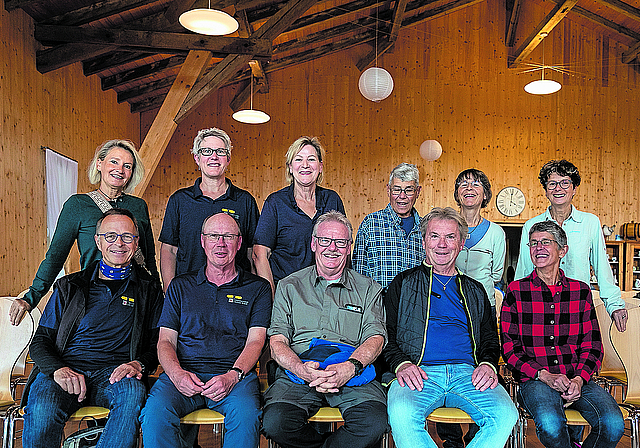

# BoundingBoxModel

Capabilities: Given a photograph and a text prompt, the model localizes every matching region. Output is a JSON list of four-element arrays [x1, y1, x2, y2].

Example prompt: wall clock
[[496, 186, 526, 217]]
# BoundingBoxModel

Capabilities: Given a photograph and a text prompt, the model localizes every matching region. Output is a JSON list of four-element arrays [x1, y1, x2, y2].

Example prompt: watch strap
[[347, 358, 364, 376], [229, 367, 245, 381]]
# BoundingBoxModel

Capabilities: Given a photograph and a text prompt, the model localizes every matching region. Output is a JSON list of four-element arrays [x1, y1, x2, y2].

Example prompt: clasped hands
[[171, 369, 238, 401], [296, 360, 355, 393], [537, 370, 583, 405], [53, 361, 143, 402]]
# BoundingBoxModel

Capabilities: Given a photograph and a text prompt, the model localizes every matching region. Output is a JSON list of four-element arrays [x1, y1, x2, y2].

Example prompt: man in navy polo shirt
[[159, 127, 259, 292], [141, 212, 271, 448]]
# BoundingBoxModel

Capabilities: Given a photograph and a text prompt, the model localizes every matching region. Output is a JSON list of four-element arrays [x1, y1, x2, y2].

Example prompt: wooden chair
[[180, 409, 226, 445], [610, 306, 640, 448], [426, 407, 515, 448], [0, 297, 35, 448], [593, 302, 627, 397]]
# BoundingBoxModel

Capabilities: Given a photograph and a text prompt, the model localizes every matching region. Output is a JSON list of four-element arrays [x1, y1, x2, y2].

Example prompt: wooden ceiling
[[6, 0, 640, 116]]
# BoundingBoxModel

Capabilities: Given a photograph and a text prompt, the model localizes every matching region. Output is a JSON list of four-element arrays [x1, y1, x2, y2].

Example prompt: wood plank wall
[[142, 0, 640, 260], [1, 2, 140, 295]]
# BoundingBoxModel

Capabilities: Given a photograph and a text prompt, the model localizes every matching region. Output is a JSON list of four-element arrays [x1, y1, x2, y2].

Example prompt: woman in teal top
[[9, 139, 159, 325]]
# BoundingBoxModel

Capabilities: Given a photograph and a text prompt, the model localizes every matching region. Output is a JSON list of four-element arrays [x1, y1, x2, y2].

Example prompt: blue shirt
[[253, 184, 345, 284], [353, 204, 425, 289], [421, 274, 474, 366], [515, 206, 624, 316], [40, 265, 135, 371], [159, 178, 259, 275], [159, 267, 272, 376]]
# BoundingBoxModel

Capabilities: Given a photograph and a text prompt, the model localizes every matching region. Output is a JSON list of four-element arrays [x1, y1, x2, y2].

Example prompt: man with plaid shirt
[[501, 220, 624, 448]]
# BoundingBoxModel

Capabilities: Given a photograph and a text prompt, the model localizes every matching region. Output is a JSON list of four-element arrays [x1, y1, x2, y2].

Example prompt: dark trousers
[[436, 422, 478, 448]]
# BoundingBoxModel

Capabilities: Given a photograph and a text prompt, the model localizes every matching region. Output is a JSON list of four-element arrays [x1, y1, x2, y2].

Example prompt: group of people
[[7, 127, 627, 448]]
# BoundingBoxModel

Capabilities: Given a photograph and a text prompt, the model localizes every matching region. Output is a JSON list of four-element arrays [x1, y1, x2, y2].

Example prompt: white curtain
[[45, 148, 78, 277]]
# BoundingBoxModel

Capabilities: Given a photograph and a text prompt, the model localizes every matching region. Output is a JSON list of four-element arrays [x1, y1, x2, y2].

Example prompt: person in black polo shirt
[[159, 127, 259, 292], [141, 212, 271, 448], [21, 208, 163, 448]]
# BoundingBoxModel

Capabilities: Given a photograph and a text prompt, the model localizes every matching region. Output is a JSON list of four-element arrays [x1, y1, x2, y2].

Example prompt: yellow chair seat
[[564, 409, 588, 426], [599, 370, 627, 383], [69, 406, 110, 420], [426, 407, 475, 424], [308, 407, 344, 423], [180, 409, 225, 424]]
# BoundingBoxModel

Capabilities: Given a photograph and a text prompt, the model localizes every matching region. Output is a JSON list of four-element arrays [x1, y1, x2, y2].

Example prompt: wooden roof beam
[[355, 0, 408, 71], [594, 0, 640, 22], [134, 50, 211, 196], [36, 44, 116, 74], [176, 0, 319, 123], [101, 55, 186, 90], [505, 0, 522, 47], [41, 0, 157, 26], [508, 0, 578, 68]]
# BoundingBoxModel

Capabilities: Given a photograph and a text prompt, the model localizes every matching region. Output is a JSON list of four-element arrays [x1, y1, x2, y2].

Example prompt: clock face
[[496, 186, 526, 217]]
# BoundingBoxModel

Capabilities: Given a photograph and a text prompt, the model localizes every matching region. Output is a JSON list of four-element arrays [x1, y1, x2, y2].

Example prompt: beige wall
[[1, 2, 140, 295]]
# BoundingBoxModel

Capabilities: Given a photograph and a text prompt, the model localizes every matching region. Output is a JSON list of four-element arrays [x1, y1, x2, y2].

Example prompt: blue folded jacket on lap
[[285, 338, 376, 386]]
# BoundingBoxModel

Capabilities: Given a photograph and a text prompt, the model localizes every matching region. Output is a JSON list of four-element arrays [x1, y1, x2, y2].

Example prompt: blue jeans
[[387, 364, 517, 448], [518, 379, 624, 448], [23, 366, 146, 448], [140, 371, 261, 448]]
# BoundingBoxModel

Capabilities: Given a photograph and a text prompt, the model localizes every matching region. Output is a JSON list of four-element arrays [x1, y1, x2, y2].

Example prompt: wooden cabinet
[[624, 242, 640, 291], [605, 241, 624, 290]]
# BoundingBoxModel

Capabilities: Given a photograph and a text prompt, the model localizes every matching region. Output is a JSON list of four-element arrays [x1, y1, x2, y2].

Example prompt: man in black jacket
[[21, 208, 163, 448], [383, 207, 517, 448]]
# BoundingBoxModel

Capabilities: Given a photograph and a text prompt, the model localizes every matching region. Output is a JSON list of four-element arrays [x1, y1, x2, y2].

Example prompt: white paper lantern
[[420, 140, 442, 161], [358, 67, 394, 102]]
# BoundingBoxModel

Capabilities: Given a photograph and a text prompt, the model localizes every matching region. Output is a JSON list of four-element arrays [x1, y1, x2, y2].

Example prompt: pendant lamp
[[179, 1, 239, 36], [524, 33, 562, 95], [233, 72, 270, 124], [358, 8, 393, 102]]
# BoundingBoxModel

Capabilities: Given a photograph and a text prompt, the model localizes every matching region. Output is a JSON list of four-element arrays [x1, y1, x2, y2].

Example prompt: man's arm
[[160, 243, 178, 293], [252, 245, 274, 296], [201, 327, 266, 401], [270, 334, 337, 386], [157, 327, 204, 397]]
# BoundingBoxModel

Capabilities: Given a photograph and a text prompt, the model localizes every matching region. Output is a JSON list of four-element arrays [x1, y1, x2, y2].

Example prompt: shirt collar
[[195, 264, 242, 286], [312, 265, 353, 291], [384, 203, 417, 225], [286, 183, 323, 209], [543, 205, 583, 224], [193, 177, 234, 200], [529, 268, 569, 288]]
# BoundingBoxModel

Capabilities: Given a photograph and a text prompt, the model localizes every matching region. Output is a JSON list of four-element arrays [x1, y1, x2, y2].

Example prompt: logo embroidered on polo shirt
[[222, 208, 239, 219], [226, 294, 248, 305], [121, 296, 135, 307]]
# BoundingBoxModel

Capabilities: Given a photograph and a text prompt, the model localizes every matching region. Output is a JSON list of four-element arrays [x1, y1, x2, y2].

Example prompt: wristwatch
[[347, 358, 364, 376], [229, 367, 246, 381]]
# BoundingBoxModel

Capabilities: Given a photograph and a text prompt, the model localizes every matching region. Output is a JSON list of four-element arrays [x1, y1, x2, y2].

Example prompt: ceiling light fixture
[[179, 1, 239, 36], [524, 33, 562, 95], [358, 7, 393, 102], [232, 71, 270, 124]]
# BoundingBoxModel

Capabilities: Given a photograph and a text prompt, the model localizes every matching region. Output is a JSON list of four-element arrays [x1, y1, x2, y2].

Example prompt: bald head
[[201, 213, 242, 271]]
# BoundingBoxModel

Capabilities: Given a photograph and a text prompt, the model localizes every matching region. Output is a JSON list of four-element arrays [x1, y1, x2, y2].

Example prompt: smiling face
[[387, 178, 421, 218], [194, 136, 230, 179], [457, 175, 486, 210], [96, 147, 134, 191], [529, 231, 568, 271], [312, 220, 351, 280], [545, 173, 576, 208], [422, 218, 464, 275], [201, 213, 242, 270], [289, 145, 323, 187], [94, 214, 138, 268]]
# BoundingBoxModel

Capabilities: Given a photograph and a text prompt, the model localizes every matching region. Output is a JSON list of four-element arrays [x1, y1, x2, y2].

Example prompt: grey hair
[[389, 163, 420, 186], [95, 208, 139, 235], [191, 128, 233, 155], [420, 207, 468, 242], [529, 221, 568, 247], [87, 140, 144, 194], [312, 210, 353, 241]]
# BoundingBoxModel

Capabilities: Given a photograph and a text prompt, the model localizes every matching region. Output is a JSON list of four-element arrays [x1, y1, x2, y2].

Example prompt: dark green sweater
[[24, 193, 159, 307]]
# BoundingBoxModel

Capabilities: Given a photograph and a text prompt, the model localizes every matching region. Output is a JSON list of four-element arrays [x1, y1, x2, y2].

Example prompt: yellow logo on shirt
[[121, 296, 134, 307], [222, 208, 239, 219], [227, 294, 248, 305]]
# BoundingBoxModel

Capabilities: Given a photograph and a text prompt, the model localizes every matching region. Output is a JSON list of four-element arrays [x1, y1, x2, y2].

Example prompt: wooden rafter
[[84, 52, 157, 76], [505, 0, 522, 47], [101, 56, 186, 90], [134, 50, 211, 195], [594, 0, 640, 22], [508, 0, 579, 68], [36, 44, 116, 74], [355, 0, 408, 71], [41, 0, 157, 26], [176, 0, 319, 123]]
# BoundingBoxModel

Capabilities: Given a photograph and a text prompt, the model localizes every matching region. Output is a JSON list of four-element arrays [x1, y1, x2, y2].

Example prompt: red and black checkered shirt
[[500, 269, 602, 383]]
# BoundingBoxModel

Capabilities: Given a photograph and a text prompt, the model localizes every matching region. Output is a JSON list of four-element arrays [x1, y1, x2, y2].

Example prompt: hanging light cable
[[524, 34, 562, 95], [358, 6, 394, 102], [233, 70, 270, 124]]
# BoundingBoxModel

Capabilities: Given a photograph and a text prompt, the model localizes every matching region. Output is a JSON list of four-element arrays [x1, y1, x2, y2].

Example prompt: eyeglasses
[[98, 232, 138, 244], [546, 179, 572, 190], [390, 186, 418, 197], [527, 238, 557, 248], [198, 147, 229, 157], [202, 233, 240, 242], [458, 180, 482, 189], [314, 236, 351, 248]]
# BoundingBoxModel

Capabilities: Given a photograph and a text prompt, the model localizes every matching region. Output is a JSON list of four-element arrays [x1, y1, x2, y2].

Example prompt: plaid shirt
[[501, 269, 602, 383], [352, 204, 425, 289]]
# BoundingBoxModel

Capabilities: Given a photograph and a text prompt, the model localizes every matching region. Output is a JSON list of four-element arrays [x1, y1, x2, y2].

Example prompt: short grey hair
[[312, 210, 353, 241], [87, 140, 144, 194], [389, 163, 420, 186], [529, 221, 567, 248], [192, 128, 233, 156], [420, 207, 468, 242]]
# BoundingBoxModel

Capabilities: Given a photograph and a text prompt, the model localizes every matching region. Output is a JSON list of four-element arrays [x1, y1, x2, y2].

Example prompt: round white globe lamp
[[420, 140, 443, 161], [358, 67, 394, 102]]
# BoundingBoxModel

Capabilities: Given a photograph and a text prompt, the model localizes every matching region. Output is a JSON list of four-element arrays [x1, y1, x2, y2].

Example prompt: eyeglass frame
[[198, 147, 230, 158], [527, 238, 559, 248], [97, 232, 139, 244], [202, 233, 241, 242], [389, 186, 419, 197], [546, 179, 573, 190], [313, 235, 351, 249]]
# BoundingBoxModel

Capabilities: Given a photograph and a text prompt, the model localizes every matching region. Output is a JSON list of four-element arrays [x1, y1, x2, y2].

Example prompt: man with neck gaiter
[[21, 208, 163, 448]]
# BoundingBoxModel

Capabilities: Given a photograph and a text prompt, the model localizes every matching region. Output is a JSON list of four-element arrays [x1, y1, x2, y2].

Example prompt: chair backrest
[[594, 302, 624, 374], [0, 297, 35, 403], [494, 288, 504, 322], [610, 306, 640, 404], [12, 289, 46, 376]]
